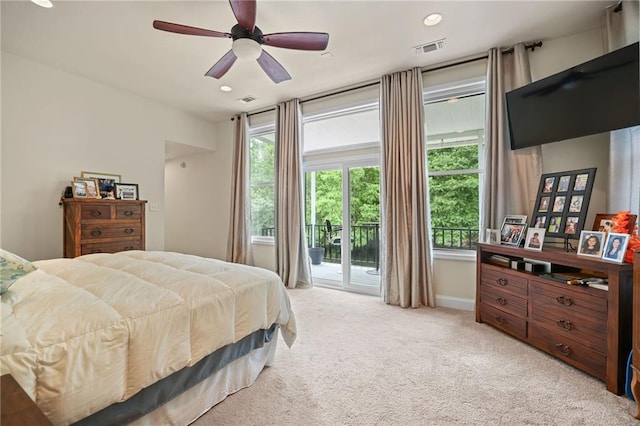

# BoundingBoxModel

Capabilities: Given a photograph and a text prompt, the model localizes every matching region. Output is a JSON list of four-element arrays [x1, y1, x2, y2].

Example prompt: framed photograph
[[592, 213, 637, 235], [114, 183, 139, 200], [524, 228, 545, 251], [530, 168, 596, 239], [500, 215, 527, 246], [81, 171, 121, 199], [484, 229, 500, 245], [73, 177, 101, 199], [71, 180, 88, 198], [601, 232, 630, 263], [577, 230, 605, 258]]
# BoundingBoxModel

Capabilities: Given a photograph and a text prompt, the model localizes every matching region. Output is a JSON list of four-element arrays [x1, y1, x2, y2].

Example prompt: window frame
[[248, 124, 276, 243]]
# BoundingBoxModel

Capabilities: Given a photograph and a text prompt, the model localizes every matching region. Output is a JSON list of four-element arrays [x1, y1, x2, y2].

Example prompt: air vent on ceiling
[[238, 96, 256, 104], [414, 38, 446, 54]]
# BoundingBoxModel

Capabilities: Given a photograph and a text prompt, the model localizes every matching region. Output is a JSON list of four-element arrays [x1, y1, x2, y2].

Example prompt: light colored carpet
[[194, 287, 636, 425]]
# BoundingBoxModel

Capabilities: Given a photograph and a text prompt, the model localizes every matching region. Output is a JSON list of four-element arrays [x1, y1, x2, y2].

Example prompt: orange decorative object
[[611, 211, 639, 263]]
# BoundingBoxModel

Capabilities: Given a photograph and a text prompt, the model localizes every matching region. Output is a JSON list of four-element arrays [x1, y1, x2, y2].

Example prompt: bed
[[0, 250, 296, 425]]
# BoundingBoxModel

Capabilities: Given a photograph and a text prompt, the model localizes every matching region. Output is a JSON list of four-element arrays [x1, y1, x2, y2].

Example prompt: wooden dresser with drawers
[[476, 243, 633, 395], [63, 199, 146, 258]]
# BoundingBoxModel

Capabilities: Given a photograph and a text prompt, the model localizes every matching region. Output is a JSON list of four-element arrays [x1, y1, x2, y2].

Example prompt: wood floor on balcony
[[310, 261, 380, 288]]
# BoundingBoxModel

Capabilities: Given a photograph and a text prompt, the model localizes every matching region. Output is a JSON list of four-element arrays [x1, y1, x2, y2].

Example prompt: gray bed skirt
[[73, 324, 277, 426]]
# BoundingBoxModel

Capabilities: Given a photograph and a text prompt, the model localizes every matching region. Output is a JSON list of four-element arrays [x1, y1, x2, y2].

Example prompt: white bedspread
[[0, 251, 296, 425]]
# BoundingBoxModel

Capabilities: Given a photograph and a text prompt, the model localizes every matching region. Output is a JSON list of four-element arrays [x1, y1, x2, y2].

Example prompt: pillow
[[0, 249, 37, 294]]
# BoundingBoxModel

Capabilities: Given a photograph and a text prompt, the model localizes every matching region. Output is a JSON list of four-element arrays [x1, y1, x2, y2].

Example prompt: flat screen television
[[506, 41, 639, 150]]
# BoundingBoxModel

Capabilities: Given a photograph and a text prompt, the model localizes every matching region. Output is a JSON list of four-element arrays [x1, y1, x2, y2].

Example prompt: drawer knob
[[556, 296, 574, 306], [555, 343, 572, 356], [496, 278, 508, 286], [124, 245, 135, 250], [124, 210, 134, 216], [557, 319, 573, 330], [124, 228, 134, 234], [91, 210, 102, 217], [495, 315, 506, 324], [91, 229, 102, 237], [496, 297, 508, 306]]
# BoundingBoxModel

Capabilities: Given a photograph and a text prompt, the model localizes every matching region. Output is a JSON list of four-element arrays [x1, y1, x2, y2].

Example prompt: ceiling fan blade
[[205, 50, 238, 79], [153, 20, 231, 38], [256, 50, 291, 84], [262, 32, 329, 51], [229, 0, 256, 32]]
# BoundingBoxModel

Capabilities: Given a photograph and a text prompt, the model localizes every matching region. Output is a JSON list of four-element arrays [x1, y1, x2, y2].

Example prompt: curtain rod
[[244, 41, 542, 119]]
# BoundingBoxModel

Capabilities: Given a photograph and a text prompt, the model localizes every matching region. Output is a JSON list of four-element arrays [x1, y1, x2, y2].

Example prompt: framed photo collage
[[530, 168, 596, 240]]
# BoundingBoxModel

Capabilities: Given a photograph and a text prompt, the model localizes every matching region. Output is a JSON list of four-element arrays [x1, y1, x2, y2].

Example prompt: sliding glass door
[[305, 161, 380, 295]]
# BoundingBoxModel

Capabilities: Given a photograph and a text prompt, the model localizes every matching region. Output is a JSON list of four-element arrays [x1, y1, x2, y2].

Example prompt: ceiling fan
[[153, 0, 329, 84]]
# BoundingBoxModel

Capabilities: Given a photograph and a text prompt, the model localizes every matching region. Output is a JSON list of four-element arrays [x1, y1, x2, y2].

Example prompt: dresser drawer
[[81, 204, 112, 221], [530, 280, 607, 315], [116, 204, 142, 219], [480, 303, 527, 340], [529, 324, 606, 381], [81, 224, 142, 240], [480, 286, 527, 318], [81, 240, 142, 255], [481, 265, 528, 297]]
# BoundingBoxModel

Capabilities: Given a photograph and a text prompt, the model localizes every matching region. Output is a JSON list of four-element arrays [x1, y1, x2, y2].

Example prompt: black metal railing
[[260, 224, 479, 264]]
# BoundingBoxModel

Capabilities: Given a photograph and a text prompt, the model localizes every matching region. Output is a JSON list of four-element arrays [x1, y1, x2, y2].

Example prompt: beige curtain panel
[[275, 99, 313, 289], [227, 113, 252, 264], [379, 67, 434, 308], [481, 44, 542, 231], [604, 1, 640, 216]]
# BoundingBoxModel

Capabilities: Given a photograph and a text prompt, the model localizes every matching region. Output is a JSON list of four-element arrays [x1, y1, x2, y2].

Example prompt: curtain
[[481, 44, 542, 231], [226, 113, 252, 264], [379, 68, 434, 308], [604, 1, 640, 217], [275, 99, 313, 288]]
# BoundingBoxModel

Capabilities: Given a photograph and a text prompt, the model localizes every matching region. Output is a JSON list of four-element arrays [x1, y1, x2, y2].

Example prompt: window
[[424, 82, 485, 250], [249, 130, 276, 238]]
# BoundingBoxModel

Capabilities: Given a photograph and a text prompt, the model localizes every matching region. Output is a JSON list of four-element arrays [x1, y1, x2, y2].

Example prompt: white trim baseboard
[[436, 295, 475, 311]]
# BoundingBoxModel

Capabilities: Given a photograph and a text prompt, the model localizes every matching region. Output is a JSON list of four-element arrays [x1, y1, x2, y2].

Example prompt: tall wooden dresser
[[633, 249, 639, 419], [63, 199, 146, 258]]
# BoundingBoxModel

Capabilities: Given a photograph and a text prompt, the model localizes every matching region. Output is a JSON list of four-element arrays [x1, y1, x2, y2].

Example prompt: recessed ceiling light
[[424, 13, 442, 26], [30, 0, 53, 8], [220, 85, 232, 92]]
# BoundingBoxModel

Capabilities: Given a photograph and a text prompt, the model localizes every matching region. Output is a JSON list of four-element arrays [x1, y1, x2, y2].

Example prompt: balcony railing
[[260, 224, 479, 264]]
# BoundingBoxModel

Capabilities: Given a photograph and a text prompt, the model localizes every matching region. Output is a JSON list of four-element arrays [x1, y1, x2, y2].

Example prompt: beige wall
[[1, 52, 218, 260]]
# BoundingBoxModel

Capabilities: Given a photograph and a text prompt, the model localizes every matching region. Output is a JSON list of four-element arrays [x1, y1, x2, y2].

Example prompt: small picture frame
[[524, 227, 545, 251], [74, 177, 101, 199], [592, 213, 637, 235], [601, 232, 630, 263], [71, 180, 88, 198], [114, 183, 139, 200], [500, 215, 527, 247], [577, 230, 606, 258], [484, 229, 500, 245]]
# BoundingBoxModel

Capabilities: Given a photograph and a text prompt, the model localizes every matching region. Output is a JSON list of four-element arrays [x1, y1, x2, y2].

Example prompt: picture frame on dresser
[[524, 227, 545, 251], [530, 168, 596, 240], [500, 215, 527, 246], [114, 183, 139, 200], [73, 177, 101, 199], [577, 230, 605, 258], [71, 181, 88, 198], [601, 232, 630, 263], [592, 213, 637, 234], [81, 171, 121, 199]]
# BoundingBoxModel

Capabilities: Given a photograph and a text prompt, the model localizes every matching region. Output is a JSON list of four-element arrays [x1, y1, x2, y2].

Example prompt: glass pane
[[349, 166, 380, 287], [304, 108, 379, 153], [250, 185, 275, 236], [427, 144, 479, 172], [429, 174, 480, 249], [250, 135, 275, 183]]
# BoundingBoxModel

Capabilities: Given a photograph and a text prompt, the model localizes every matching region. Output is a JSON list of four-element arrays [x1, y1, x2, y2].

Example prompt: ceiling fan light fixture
[[30, 0, 53, 8], [232, 38, 262, 60], [423, 13, 442, 26]]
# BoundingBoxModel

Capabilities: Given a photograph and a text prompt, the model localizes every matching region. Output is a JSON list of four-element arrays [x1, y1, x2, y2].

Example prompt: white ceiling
[[1, 0, 613, 124]]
